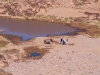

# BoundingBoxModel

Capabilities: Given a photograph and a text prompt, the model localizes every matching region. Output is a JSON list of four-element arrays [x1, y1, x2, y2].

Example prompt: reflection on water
[[0, 17, 76, 40]]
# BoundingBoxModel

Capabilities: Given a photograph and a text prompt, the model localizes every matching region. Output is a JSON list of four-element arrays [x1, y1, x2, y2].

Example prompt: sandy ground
[[37, 7, 87, 18], [0, 1, 100, 75], [3, 35, 100, 75], [0, 0, 100, 20]]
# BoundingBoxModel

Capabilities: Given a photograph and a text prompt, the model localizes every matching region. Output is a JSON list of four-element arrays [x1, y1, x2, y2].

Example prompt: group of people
[[44, 38, 68, 45], [44, 38, 53, 44], [60, 38, 68, 45]]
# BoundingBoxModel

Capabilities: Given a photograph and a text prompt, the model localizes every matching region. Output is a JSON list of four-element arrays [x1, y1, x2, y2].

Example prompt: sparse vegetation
[[36, 15, 59, 22], [65, 17, 68, 22], [95, 21, 100, 26], [24, 16, 29, 20], [43, 15, 68, 23], [0, 41, 8, 48], [69, 17, 73, 20], [37, 14, 44, 18], [75, 7, 83, 10], [94, 34, 100, 38], [85, 20, 93, 24], [83, 20, 100, 27], [0, 50, 6, 54]]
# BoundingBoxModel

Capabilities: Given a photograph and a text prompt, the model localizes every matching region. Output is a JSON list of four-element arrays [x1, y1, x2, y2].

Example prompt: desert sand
[[0, 0, 100, 75], [2, 35, 100, 75]]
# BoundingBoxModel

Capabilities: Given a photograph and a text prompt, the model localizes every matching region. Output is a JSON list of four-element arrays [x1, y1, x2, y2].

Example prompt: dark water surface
[[0, 17, 77, 40], [30, 52, 41, 57]]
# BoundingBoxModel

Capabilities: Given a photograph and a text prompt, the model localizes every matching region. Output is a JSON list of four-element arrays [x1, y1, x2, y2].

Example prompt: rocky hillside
[[0, 0, 56, 17], [0, 0, 100, 18]]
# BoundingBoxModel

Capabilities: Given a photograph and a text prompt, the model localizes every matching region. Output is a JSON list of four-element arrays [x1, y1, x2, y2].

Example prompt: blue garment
[[60, 38, 67, 45], [62, 40, 66, 45]]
